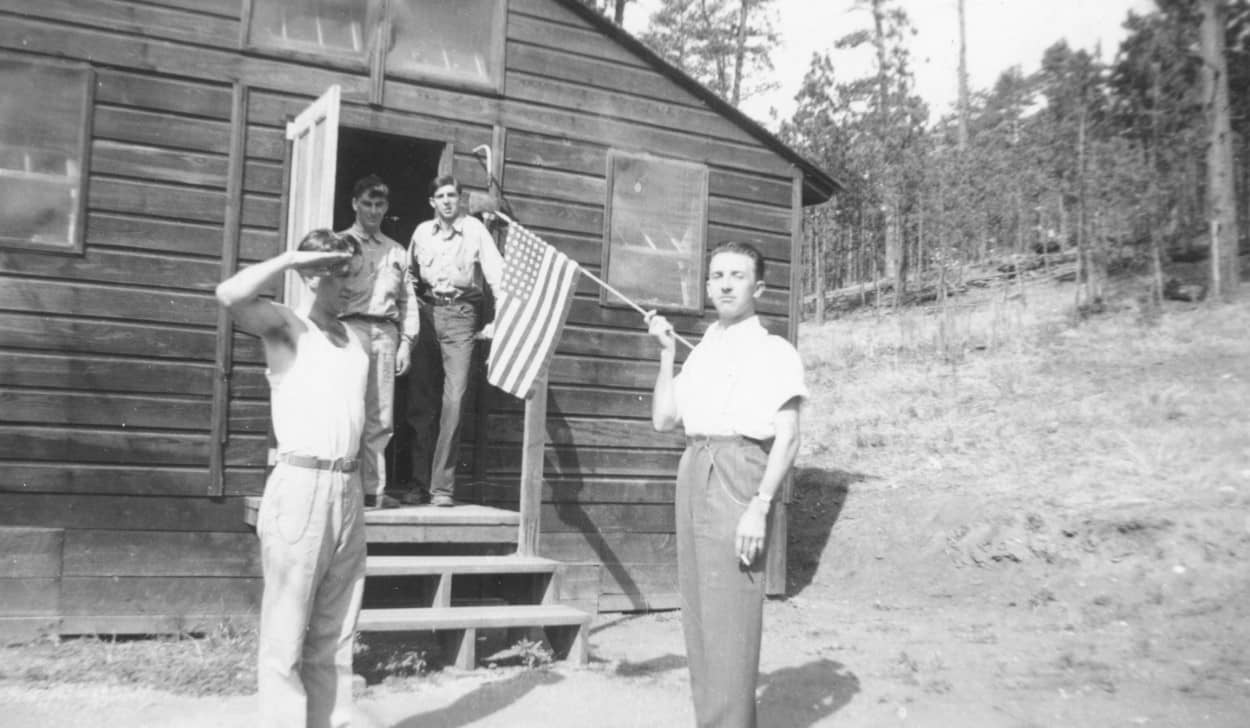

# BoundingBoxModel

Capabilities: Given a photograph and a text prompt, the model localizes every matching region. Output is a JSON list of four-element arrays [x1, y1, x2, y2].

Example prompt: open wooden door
[[283, 85, 341, 308]]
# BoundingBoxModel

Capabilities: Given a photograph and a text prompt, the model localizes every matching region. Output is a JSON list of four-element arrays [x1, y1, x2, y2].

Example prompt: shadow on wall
[[786, 467, 872, 597]]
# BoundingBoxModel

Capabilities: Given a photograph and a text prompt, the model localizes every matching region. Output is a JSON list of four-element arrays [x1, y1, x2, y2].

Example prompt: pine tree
[[639, 0, 779, 106]]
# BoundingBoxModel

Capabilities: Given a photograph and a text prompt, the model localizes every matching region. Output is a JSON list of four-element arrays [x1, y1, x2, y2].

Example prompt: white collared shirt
[[674, 316, 807, 440]]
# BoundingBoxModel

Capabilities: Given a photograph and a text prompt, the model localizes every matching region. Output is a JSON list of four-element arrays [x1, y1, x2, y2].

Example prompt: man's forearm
[[398, 270, 420, 342], [479, 229, 504, 292], [216, 251, 294, 308], [651, 350, 679, 431], [754, 427, 799, 503]]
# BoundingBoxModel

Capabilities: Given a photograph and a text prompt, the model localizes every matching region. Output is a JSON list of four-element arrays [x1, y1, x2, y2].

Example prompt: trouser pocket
[[262, 467, 320, 545]]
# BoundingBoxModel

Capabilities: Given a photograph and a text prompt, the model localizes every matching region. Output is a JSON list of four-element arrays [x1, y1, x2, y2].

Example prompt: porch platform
[[242, 498, 521, 543]]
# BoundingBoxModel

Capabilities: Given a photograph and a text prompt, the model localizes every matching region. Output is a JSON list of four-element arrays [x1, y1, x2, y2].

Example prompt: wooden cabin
[[0, 0, 837, 642]]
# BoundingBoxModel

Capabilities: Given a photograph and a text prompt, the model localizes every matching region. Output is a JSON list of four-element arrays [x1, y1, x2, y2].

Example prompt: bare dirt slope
[[3, 280, 1249, 727]]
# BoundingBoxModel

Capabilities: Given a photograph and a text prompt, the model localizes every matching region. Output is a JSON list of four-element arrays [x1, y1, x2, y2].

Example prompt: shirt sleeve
[[764, 338, 807, 415], [396, 243, 419, 341], [472, 218, 504, 292]]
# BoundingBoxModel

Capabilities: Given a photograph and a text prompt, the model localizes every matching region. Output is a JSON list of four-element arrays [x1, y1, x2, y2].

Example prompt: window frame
[[383, 0, 508, 94], [0, 52, 94, 256], [600, 150, 709, 315], [239, 0, 378, 73], [239, 0, 508, 95]]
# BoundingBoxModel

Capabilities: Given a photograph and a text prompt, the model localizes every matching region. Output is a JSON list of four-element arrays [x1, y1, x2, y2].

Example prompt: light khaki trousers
[[344, 319, 399, 498], [256, 462, 366, 728]]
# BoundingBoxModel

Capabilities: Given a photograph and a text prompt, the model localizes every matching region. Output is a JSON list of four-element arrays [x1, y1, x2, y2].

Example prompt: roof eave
[[553, 0, 842, 207]]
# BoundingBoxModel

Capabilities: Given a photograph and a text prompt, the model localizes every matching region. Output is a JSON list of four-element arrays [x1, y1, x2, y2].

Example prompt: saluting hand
[[289, 250, 354, 277]]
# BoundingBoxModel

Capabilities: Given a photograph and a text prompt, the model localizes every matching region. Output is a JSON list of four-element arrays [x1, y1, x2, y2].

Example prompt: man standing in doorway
[[405, 175, 503, 507], [338, 174, 419, 509]]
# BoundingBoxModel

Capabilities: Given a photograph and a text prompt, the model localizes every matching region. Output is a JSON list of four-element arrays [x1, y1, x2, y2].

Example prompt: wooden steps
[[242, 502, 599, 668], [358, 604, 590, 668], [359, 555, 592, 668], [242, 498, 521, 543], [367, 554, 560, 577]]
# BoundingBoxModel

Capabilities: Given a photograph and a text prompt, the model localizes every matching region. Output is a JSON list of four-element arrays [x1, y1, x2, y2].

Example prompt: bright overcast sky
[[624, 0, 1157, 129]]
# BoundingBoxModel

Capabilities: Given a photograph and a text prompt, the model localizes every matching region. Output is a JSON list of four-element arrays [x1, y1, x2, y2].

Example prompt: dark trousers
[[407, 301, 478, 498], [677, 436, 772, 728]]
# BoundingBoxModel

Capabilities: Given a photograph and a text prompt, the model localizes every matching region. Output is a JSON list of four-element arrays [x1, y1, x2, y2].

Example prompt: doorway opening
[[334, 127, 443, 243], [331, 128, 490, 502]]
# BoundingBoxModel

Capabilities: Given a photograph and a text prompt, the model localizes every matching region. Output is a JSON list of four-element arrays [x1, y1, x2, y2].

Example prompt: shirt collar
[[432, 215, 465, 237], [348, 223, 381, 243], [704, 315, 766, 344]]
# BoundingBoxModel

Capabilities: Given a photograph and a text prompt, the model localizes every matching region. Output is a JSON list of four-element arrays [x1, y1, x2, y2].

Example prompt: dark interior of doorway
[[334, 128, 441, 243]]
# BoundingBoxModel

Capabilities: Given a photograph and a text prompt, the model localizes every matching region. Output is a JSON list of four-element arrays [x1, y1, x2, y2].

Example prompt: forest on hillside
[[583, 0, 1249, 317]]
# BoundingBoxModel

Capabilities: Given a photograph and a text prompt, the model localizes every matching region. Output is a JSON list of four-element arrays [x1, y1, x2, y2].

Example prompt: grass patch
[[0, 620, 257, 696]]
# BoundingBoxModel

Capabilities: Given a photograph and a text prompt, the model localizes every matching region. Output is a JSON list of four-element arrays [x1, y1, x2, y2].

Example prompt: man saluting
[[216, 230, 368, 728]]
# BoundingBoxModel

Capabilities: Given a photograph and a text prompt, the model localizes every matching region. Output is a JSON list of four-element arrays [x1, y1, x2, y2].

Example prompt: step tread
[[366, 554, 560, 577], [358, 604, 590, 632], [243, 497, 520, 528]]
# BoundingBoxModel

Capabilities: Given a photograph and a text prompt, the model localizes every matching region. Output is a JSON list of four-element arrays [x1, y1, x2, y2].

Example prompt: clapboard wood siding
[[0, 493, 254, 532], [486, 3, 800, 594], [0, 0, 827, 627]]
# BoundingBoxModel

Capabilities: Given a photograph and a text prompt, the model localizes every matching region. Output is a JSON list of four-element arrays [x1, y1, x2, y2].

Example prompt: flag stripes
[[487, 223, 581, 399]]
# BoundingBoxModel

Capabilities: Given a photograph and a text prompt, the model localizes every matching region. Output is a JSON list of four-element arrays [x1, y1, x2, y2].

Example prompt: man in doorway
[[338, 174, 419, 509], [215, 230, 367, 727], [404, 175, 503, 507], [645, 241, 807, 728]]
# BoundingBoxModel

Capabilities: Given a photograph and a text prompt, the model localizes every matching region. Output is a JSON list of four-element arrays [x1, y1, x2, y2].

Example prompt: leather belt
[[341, 313, 397, 326], [277, 453, 358, 472], [686, 434, 768, 449], [425, 291, 466, 306]]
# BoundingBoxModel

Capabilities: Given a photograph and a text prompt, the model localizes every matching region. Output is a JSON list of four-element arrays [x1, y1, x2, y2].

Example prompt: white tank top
[[266, 313, 368, 459]]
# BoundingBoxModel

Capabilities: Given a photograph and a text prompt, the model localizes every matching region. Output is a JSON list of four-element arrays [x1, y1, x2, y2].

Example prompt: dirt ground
[[3, 280, 1249, 727]]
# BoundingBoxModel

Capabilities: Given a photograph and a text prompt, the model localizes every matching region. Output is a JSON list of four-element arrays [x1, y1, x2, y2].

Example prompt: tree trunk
[[730, 0, 750, 106], [814, 211, 826, 325], [1200, 0, 1240, 298], [917, 197, 926, 286], [956, 0, 969, 151], [870, 0, 902, 292], [1149, 61, 1164, 307], [1075, 105, 1088, 310], [614, 0, 627, 24]]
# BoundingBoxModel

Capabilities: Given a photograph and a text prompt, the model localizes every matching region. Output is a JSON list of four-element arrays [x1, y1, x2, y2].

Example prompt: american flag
[[487, 223, 581, 399]]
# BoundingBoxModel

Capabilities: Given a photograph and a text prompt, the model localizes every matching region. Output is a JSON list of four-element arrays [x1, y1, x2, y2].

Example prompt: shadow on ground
[[389, 669, 564, 728], [759, 658, 861, 727], [613, 653, 686, 677], [786, 467, 872, 597]]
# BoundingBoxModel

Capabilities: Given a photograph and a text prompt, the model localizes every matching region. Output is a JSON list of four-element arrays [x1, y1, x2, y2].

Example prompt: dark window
[[244, 0, 505, 92], [603, 152, 708, 313], [386, 0, 506, 91], [245, 0, 375, 63], [0, 55, 92, 254]]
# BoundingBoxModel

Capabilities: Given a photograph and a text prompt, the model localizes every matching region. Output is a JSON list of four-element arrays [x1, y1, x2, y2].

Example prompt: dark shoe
[[399, 490, 428, 506], [365, 494, 400, 509], [430, 494, 455, 508]]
